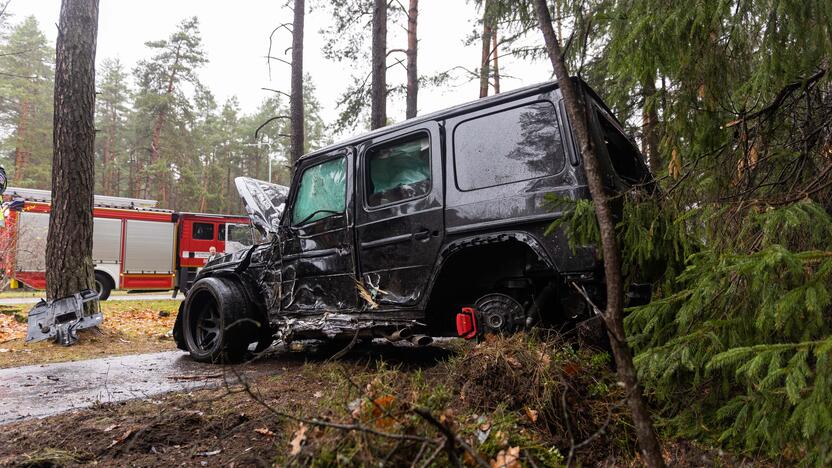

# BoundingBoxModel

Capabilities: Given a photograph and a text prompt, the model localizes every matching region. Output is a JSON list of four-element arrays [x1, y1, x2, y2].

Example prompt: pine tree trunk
[[491, 27, 500, 94], [405, 0, 418, 119], [370, 0, 387, 129], [12, 99, 30, 184], [46, 0, 99, 301], [642, 76, 661, 175], [147, 45, 180, 204], [478, 0, 492, 99], [289, 0, 305, 167], [102, 104, 115, 195], [532, 1, 666, 467]]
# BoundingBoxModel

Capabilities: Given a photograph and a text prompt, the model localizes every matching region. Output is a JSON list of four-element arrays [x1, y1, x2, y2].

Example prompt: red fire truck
[[0, 187, 253, 299]]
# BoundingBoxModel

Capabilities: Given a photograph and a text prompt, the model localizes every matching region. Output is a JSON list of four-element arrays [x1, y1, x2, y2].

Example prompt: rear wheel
[[182, 277, 254, 363], [475, 293, 528, 334], [94, 271, 112, 301]]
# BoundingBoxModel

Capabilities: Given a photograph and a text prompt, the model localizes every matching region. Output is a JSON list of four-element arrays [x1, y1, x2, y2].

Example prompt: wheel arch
[[422, 231, 559, 335]]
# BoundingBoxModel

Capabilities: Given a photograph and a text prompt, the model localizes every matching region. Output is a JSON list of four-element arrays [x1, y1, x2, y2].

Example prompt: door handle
[[413, 228, 431, 241]]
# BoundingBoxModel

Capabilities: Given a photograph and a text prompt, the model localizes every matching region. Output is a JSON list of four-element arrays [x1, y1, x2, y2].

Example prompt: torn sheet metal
[[26, 289, 102, 346], [278, 312, 424, 341]]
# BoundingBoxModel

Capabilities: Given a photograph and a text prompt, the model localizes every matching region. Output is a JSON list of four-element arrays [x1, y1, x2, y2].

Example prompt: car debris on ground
[[25, 289, 102, 346]]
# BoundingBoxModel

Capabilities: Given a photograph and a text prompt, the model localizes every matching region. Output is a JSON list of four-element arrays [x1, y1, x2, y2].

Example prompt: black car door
[[355, 122, 444, 309], [278, 149, 357, 314]]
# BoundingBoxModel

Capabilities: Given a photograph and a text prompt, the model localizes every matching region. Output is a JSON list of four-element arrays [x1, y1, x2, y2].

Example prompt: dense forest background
[[0, 15, 326, 213]]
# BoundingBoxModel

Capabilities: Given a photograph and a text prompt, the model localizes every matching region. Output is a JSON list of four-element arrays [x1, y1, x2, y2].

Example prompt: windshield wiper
[[295, 209, 340, 226]]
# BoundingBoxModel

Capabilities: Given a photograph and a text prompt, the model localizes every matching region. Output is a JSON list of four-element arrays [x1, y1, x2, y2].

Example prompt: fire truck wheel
[[94, 272, 113, 301], [182, 277, 252, 363]]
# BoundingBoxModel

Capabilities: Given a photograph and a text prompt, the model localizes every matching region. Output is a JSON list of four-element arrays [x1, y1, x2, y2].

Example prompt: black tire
[[94, 271, 113, 301], [182, 277, 253, 363]]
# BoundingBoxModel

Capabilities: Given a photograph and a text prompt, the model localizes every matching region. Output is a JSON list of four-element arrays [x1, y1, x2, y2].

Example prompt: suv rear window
[[596, 109, 647, 184], [366, 133, 430, 207], [453, 101, 565, 191]]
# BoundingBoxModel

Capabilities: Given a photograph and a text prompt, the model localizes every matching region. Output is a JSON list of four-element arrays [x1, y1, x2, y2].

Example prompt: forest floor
[[0, 335, 766, 467], [0, 299, 180, 368]]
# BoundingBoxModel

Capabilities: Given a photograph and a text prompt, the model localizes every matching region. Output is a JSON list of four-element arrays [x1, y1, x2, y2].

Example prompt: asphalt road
[[0, 350, 286, 425], [0, 293, 182, 305]]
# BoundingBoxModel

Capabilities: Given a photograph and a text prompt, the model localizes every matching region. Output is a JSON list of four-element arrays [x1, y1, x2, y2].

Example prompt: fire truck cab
[[0, 187, 253, 299]]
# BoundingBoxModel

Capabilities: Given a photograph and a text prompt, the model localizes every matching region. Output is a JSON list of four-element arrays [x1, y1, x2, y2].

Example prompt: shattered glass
[[366, 134, 431, 206], [291, 157, 347, 225]]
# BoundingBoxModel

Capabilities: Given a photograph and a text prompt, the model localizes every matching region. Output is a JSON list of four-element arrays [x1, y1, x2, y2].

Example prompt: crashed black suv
[[173, 79, 653, 362]]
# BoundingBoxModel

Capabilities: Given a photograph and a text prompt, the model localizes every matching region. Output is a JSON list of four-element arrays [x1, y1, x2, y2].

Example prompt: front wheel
[[182, 277, 256, 363]]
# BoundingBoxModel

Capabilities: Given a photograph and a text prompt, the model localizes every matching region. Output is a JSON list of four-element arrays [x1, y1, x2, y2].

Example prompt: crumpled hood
[[234, 176, 289, 235]]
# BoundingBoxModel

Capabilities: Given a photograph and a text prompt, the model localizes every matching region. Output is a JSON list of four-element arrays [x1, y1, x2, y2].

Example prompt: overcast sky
[[5, 1, 552, 138]]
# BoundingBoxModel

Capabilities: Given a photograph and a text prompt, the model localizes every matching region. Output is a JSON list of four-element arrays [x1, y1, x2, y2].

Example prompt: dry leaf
[[491, 446, 521, 468], [505, 356, 522, 369], [289, 423, 307, 456], [254, 427, 275, 437], [103, 424, 119, 433], [106, 428, 133, 448], [524, 407, 539, 423]]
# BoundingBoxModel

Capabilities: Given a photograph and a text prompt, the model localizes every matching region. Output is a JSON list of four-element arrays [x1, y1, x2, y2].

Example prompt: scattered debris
[[254, 427, 275, 437], [167, 373, 223, 381], [106, 428, 133, 449], [196, 449, 222, 457], [25, 289, 102, 346]]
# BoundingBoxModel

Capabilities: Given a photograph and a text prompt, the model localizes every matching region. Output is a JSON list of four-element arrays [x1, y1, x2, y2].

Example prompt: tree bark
[[46, 0, 99, 301], [491, 27, 500, 94], [102, 101, 116, 195], [478, 0, 492, 99], [405, 0, 418, 119], [289, 0, 305, 166], [532, 1, 666, 467], [642, 76, 661, 175], [147, 44, 181, 203], [370, 0, 387, 129]]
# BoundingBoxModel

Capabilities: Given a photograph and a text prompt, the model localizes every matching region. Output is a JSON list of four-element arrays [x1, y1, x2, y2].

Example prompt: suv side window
[[291, 157, 347, 225], [453, 101, 565, 191], [366, 133, 431, 207]]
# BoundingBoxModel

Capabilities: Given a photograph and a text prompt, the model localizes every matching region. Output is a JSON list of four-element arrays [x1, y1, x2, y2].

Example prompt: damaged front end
[[26, 289, 102, 346]]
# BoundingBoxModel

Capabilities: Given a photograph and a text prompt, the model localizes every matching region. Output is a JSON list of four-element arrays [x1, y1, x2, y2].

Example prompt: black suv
[[173, 79, 652, 362]]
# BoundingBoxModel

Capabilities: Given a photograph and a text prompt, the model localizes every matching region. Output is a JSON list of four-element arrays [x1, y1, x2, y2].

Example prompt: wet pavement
[[0, 350, 284, 425], [0, 293, 181, 305]]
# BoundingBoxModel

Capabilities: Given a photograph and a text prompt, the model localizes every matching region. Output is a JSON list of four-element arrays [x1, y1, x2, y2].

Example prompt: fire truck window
[[218, 223, 226, 240], [193, 222, 214, 240], [226, 224, 252, 248], [366, 132, 430, 207]]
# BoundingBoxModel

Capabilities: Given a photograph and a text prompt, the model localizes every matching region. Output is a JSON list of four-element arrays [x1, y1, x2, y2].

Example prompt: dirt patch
[[0, 337, 771, 467], [0, 300, 180, 368]]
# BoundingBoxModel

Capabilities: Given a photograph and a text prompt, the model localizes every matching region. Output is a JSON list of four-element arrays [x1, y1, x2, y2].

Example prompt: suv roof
[[298, 78, 614, 165]]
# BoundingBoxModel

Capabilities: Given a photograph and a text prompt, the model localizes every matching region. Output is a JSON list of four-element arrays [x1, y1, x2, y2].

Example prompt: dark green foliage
[[554, 195, 832, 464]]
